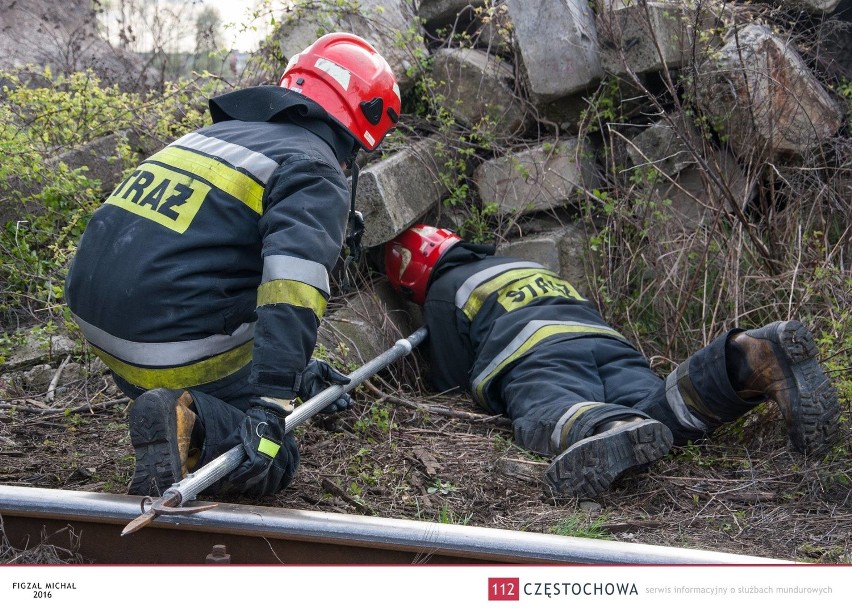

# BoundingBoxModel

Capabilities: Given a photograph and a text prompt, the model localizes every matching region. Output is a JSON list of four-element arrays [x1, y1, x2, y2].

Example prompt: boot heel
[[778, 320, 818, 363], [545, 420, 672, 499]]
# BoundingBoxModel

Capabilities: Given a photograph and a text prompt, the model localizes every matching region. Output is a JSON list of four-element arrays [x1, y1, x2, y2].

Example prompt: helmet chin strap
[[343, 156, 364, 293]]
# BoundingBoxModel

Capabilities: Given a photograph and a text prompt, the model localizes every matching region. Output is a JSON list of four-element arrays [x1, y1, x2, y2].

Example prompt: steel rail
[[0, 485, 792, 565]]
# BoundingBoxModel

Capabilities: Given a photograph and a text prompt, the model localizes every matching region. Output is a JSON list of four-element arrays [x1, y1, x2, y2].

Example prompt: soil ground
[[1, 344, 850, 565]]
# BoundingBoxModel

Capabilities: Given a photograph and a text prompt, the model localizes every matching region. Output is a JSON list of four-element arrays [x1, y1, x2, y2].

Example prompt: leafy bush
[[0, 67, 215, 326]]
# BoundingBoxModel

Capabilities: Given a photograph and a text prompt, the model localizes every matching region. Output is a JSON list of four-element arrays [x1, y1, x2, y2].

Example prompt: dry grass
[[1, 361, 849, 564]]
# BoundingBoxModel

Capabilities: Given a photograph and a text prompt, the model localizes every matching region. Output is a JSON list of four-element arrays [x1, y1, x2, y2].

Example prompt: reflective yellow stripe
[[257, 438, 280, 458], [149, 146, 264, 214], [461, 268, 538, 320], [473, 323, 626, 405], [462, 268, 578, 320], [91, 341, 253, 389], [495, 271, 586, 315], [257, 279, 327, 319]]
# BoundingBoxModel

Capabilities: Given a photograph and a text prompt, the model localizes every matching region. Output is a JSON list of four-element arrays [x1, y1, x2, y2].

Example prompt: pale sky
[[215, 0, 271, 52], [98, 0, 287, 53]]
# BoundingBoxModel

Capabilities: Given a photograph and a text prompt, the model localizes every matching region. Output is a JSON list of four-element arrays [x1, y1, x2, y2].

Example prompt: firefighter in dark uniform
[[384, 225, 842, 499], [65, 33, 401, 497]]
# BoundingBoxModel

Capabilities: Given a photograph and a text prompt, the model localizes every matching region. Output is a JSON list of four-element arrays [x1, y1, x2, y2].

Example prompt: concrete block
[[354, 138, 448, 248], [0, 327, 76, 374], [626, 114, 701, 176], [418, 0, 486, 28], [696, 24, 845, 157], [597, 2, 717, 76], [474, 138, 601, 215], [497, 233, 562, 273], [782, 0, 843, 11], [318, 279, 422, 364], [497, 223, 597, 298], [430, 47, 530, 137], [652, 150, 751, 230], [505, 0, 603, 103]]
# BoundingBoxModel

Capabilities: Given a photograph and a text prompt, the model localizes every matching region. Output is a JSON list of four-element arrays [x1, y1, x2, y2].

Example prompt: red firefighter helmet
[[279, 32, 401, 151], [385, 225, 462, 305]]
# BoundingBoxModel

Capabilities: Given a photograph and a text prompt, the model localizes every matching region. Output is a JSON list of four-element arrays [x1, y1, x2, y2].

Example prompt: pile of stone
[[271, 0, 850, 360], [6, 0, 848, 364]]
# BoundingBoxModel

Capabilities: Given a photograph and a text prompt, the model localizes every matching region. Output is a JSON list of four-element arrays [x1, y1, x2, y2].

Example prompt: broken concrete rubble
[[505, 0, 603, 104], [354, 138, 449, 248], [417, 0, 488, 30], [696, 24, 845, 157], [597, 2, 719, 77], [473, 138, 601, 215], [429, 47, 530, 137], [624, 114, 754, 230], [271, 0, 423, 91], [497, 222, 598, 299], [318, 279, 422, 363]]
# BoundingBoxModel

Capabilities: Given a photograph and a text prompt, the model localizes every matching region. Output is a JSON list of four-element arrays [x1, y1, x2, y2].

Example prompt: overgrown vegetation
[[575, 3, 852, 398], [0, 67, 220, 329], [0, 0, 850, 561]]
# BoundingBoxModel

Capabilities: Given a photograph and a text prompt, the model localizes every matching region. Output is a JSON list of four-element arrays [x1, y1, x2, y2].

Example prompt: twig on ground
[[362, 379, 510, 424], [2, 397, 128, 416], [45, 355, 72, 403]]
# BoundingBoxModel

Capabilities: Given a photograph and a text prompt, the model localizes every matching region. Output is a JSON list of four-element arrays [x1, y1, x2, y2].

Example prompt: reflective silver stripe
[[471, 319, 624, 401], [665, 368, 710, 431], [262, 255, 330, 295], [550, 401, 602, 453], [72, 315, 256, 367], [454, 261, 546, 310], [171, 132, 279, 183], [315, 57, 351, 90]]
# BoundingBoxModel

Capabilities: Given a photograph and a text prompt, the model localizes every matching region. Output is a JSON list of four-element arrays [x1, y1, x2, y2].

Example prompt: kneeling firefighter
[[384, 225, 842, 498], [65, 33, 401, 496]]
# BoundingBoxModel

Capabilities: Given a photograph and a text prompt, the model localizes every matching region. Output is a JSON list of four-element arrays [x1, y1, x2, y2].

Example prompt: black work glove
[[299, 358, 353, 414], [226, 399, 291, 492]]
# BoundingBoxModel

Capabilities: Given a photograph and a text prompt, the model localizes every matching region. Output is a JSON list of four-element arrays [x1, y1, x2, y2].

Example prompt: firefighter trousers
[[495, 331, 759, 456]]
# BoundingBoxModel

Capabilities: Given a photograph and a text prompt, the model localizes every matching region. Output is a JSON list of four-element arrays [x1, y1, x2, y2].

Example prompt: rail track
[[0, 485, 793, 564]]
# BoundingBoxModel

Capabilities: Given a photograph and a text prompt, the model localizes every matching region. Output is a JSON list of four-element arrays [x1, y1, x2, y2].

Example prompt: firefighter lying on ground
[[65, 33, 401, 497], [384, 225, 842, 499]]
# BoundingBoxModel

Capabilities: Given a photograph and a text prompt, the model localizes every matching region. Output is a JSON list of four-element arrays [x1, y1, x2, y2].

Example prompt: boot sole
[[544, 420, 673, 499], [128, 394, 183, 496], [776, 320, 841, 456]]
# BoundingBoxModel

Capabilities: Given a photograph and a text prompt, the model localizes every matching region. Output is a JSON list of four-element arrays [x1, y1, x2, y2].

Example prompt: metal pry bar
[[121, 327, 429, 536]]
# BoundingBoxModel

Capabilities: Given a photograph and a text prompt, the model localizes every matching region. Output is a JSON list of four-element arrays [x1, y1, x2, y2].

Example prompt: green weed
[[551, 513, 612, 540]]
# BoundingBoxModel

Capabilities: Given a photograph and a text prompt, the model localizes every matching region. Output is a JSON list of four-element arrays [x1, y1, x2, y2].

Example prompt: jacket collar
[[429, 242, 497, 288], [209, 86, 357, 163]]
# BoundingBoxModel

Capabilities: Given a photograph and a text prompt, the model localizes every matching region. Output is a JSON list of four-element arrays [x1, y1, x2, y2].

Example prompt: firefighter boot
[[727, 320, 841, 455], [128, 389, 198, 496], [544, 417, 673, 499]]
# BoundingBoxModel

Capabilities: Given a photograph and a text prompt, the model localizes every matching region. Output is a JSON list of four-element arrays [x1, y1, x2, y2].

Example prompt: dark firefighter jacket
[[423, 243, 633, 414], [65, 86, 356, 401]]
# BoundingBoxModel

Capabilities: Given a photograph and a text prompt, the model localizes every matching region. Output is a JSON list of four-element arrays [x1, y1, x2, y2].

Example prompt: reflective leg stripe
[[91, 340, 253, 390], [665, 363, 713, 432], [148, 146, 264, 215], [471, 320, 627, 406], [257, 437, 281, 459], [455, 262, 546, 320], [550, 401, 605, 453], [256, 279, 328, 319]]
